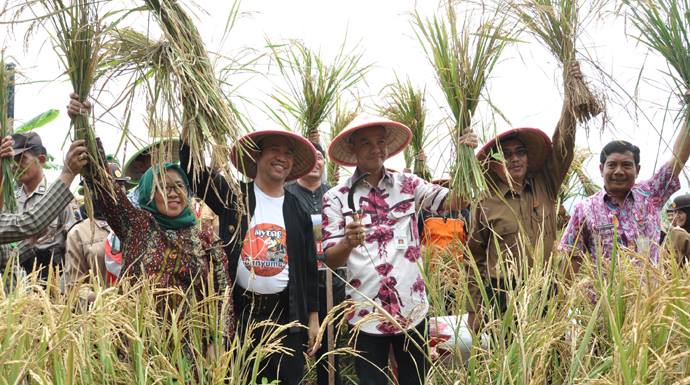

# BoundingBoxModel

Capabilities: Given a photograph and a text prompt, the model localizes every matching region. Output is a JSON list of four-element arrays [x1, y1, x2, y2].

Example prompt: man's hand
[[343, 218, 365, 248], [67, 93, 91, 119], [0, 136, 13, 159], [458, 128, 479, 149], [567, 61, 583, 82], [307, 312, 321, 356]]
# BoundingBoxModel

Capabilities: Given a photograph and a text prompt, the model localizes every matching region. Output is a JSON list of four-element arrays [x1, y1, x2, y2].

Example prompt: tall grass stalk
[[625, 0, 690, 155], [380, 77, 432, 180], [0, 54, 16, 212], [511, 0, 605, 124], [413, 3, 515, 200], [267, 40, 369, 142]]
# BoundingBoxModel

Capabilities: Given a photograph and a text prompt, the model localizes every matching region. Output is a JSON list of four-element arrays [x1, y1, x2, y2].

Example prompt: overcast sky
[[1, 0, 686, 209]]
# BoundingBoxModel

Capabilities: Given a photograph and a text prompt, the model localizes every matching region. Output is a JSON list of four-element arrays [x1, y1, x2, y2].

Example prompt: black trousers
[[353, 320, 429, 385], [235, 289, 305, 385], [315, 279, 346, 385], [21, 249, 59, 281]]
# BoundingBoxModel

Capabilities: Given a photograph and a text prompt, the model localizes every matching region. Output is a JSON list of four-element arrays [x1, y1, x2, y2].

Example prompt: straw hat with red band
[[328, 114, 413, 167], [476, 127, 552, 172], [231, 130, 317, 182]]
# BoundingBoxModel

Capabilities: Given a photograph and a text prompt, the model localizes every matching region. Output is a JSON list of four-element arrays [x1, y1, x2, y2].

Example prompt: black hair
[[313, 142, 325, 156], [600, 140, 640, 165]]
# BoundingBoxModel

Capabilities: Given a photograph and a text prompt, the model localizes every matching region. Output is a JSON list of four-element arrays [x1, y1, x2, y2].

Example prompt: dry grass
[[510, 0, 605, 124]]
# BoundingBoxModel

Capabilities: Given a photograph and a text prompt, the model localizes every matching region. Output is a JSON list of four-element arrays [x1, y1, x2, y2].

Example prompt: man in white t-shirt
[[181, 129, 319, 385]]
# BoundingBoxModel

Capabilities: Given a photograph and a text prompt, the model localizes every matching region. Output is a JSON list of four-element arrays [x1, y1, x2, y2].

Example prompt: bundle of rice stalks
[[268, 40, 369, 143], [511, 0, 605, 124], [0, 55, 16, 212], [327, 103, 357, 186], [625, 0, 690, 123], [380, 77, 432, 180], [28, 0, 113, 209], [414, 4, 515, 200], [141, 0, 244, 188]]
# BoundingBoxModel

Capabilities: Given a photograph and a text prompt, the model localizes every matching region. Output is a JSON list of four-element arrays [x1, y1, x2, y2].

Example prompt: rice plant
[[413, 3, 516, 200], [510, 0, 605, 124], [23, 0, 115, 218], [380, 77, 432, 180], [559, 148, 599, 204], [267, 40, 369, 142], [140, 0, 245, 195], [625, 0, 690, 169], [0, 54, 16, 213], [327, 102, 357, 186], [0, 258, 301, 385]]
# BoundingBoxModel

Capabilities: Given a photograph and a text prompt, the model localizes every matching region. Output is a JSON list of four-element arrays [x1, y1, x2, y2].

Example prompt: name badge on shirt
[[394, 229, 407, 249]]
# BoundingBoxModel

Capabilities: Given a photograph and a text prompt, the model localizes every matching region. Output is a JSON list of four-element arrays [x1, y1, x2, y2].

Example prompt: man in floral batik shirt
[[322, 114, 477, 385], [560, 121, 690, 264]]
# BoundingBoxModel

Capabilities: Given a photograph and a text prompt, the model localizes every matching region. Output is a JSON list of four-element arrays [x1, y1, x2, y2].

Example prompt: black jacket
[[180, 144, 318, 328]]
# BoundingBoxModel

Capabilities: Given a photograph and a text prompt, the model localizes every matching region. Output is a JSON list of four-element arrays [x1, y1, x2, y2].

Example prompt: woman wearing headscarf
[[665, 194, 690, 265], [67, 95, 234, 340]]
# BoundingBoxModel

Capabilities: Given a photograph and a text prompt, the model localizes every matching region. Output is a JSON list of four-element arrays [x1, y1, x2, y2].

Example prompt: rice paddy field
[[2, 0, 690, 384], [2, 235, 690, 384]]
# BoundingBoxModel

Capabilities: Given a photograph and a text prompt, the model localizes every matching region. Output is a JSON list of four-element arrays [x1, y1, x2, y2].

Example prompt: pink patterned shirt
[[560, 163, 679, 263], [322, 169, 448, 335]]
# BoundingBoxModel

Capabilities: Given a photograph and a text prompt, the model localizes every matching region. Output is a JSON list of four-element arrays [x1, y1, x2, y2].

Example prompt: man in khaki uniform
[[466, 62, 592, 331], [665, 194, 690, 265], [12, 132, 76, 279]]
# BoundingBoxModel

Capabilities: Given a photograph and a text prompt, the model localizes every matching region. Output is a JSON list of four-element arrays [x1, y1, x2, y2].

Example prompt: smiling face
[[153, 169, 188, 218], [600, 151, 640, 197], [304, 151, 324, 180], [255, 136, 295, 183], [348, 126, 387, 173], [489, 138, 528, 186]]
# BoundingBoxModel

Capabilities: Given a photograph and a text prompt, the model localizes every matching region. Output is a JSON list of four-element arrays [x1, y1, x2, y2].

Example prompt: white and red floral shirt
[[322, 169, 448, 335]]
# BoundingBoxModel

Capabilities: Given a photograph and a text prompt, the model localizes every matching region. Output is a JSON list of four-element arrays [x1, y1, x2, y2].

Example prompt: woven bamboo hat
[[476, 127, 552, 172], [231, 130, 317, 182], [327, 114, 412, 167]]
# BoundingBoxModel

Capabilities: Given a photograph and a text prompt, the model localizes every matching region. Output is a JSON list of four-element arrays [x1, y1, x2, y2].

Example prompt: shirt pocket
[[490, 221, 520, 254], [388, 203, 418, 240]]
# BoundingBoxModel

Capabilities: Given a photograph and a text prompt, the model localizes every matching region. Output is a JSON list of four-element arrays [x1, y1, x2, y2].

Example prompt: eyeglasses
[[502, 148, 528, 159], [158, 184, 186, 195]]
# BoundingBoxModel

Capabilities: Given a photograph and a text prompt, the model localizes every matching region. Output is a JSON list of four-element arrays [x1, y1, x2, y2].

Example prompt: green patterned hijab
[[137, 163, 196, 230]]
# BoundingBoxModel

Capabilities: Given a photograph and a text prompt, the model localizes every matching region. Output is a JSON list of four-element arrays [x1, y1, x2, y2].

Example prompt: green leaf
[[15, 109, 60, 133]]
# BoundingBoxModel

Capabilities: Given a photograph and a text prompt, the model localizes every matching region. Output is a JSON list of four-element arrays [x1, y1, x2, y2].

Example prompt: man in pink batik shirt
[[321, 114, 477, 385], [560, 112, 690, 265]]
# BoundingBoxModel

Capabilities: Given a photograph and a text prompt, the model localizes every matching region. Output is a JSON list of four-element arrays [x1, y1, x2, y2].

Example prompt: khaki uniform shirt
[[466, 120, 575, 317], [16, 178, 76, 265], [467, 172, 559, 280], [666, 227, 690, 265], [62, 219, 111, 296]]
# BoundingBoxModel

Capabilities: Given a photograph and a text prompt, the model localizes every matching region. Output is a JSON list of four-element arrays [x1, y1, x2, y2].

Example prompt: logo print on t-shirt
[[241, 223, 288, 276]]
